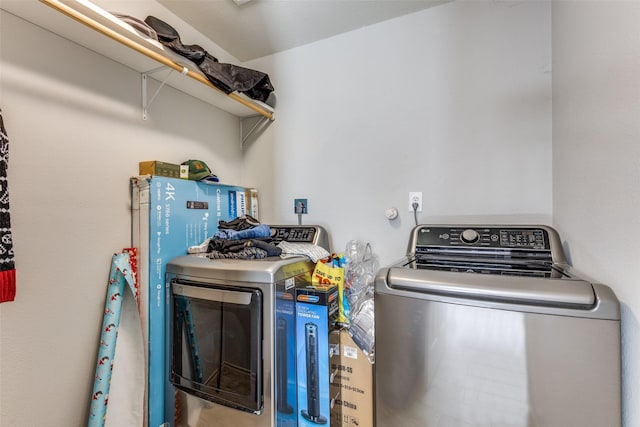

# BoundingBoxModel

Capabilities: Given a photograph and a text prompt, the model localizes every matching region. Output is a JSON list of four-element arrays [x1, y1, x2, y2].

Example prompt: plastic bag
[[348, 299, 375, 363], [344, 241, 376, 315], [343, 240, 378, 363]]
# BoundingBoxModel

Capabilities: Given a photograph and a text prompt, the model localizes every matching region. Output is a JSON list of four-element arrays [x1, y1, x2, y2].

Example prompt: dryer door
[[171, 281, 263, 414]]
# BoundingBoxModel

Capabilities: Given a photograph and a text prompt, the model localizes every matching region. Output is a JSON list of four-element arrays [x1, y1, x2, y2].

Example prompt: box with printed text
[[275, 266, 312, 427], [295, 284, 338, 427], [130, 175, 258, 426], [329, 329, 374, 427], [139, 160, 183, 178]]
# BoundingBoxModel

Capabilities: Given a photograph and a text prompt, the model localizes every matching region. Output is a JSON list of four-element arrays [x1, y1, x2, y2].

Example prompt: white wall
[[0, 9, 244, 426], [552, 2, 640, 426], [0, 1, 553, 425], [244, 0, 552, 263], [16, 1, 635, 426]]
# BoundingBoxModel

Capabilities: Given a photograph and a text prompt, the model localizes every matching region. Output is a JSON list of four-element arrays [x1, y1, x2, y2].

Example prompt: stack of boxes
[[274, 278, 373, 427]]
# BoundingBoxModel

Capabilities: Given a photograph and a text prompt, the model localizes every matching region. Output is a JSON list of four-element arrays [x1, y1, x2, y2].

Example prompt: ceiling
[[157, 0, 450, 62]]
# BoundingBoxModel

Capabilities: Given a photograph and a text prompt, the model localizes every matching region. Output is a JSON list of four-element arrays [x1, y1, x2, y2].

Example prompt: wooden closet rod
[[39, 0, 274, 120]]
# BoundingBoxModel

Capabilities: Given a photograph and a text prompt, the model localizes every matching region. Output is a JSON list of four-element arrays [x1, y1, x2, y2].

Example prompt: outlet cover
[[409, 192, 423, 212]]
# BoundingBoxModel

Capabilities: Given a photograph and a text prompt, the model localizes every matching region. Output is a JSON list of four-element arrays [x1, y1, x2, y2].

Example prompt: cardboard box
[[329, 329, 374, 427], [295, 284, 339, 427], [130, 176, 259, 426], [275, 273, 302, 427], [139, 160, 184, 178]]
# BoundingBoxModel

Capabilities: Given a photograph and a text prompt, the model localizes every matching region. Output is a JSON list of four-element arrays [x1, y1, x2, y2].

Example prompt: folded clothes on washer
[[217, 239, 281, 256], [277, 241, 330, 262], [217, 215, 261, 231], [203, 239, 281, 259], [187, 231, 276, 255], [213, 224, 271, 240], [206, 247, 268, 260], [187, 237, 211, 254]]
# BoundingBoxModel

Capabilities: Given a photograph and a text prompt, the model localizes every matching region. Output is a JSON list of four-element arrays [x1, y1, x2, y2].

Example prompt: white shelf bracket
[[141, 65, 189, 120], [240, 115, 271, 150]]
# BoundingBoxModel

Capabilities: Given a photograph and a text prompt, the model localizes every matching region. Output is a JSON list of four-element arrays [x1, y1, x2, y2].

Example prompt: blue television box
[[295, 284, 339, 427], [131, 175, 258, 427]]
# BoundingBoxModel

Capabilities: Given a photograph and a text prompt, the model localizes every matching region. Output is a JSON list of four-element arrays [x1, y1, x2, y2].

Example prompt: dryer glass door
[[171, 281, 263, 414]]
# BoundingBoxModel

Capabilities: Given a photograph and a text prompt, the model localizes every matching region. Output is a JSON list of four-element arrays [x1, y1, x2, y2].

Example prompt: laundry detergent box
[[295, 284, 339, 427], [329, 329, 374, 427]]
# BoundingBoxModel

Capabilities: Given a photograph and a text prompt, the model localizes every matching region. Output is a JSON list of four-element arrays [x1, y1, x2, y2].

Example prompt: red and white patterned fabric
[[0, 108, 15, 303]]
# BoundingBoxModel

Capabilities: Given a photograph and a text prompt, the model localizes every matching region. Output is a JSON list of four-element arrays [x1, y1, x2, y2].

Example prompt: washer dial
[[460, 228, 480, 244]]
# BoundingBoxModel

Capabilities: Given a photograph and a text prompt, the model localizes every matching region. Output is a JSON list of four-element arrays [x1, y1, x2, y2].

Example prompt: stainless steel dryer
[[375, 225, 620, 427], [166, 225, 329, 427]]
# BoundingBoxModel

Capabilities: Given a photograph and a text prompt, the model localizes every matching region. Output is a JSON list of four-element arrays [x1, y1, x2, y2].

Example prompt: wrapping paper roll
[[88, 252, 144, 427]]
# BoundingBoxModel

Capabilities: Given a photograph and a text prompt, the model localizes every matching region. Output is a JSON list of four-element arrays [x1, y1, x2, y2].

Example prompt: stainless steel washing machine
[[375, 225, 621, 427], [166, 225, 329, 427]]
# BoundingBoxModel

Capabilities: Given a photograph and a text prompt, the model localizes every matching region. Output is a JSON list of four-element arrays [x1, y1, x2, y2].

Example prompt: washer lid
[[166, 254, 314, 283], [384, 266, 596, 308]]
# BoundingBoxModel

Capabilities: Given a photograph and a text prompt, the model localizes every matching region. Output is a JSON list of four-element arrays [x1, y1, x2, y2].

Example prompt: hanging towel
[[88, 251, 145, 427], [0, 108, 16, 303]]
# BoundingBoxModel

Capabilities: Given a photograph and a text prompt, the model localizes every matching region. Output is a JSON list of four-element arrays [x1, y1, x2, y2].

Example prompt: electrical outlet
[[409, 192, 423, 212]]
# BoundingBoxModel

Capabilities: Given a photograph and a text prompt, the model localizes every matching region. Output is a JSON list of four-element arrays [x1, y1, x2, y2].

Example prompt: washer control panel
[[270, 225, 331, 251], [415, 226, 550, 250], [408, 225, 567, 274]]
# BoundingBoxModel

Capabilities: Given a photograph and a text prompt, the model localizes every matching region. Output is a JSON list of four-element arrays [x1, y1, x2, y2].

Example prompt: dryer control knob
[[461, 228, 480, 244]]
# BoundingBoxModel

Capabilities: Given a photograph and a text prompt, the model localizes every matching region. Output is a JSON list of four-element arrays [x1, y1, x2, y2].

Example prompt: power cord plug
[[412, 201, 419, 226]]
